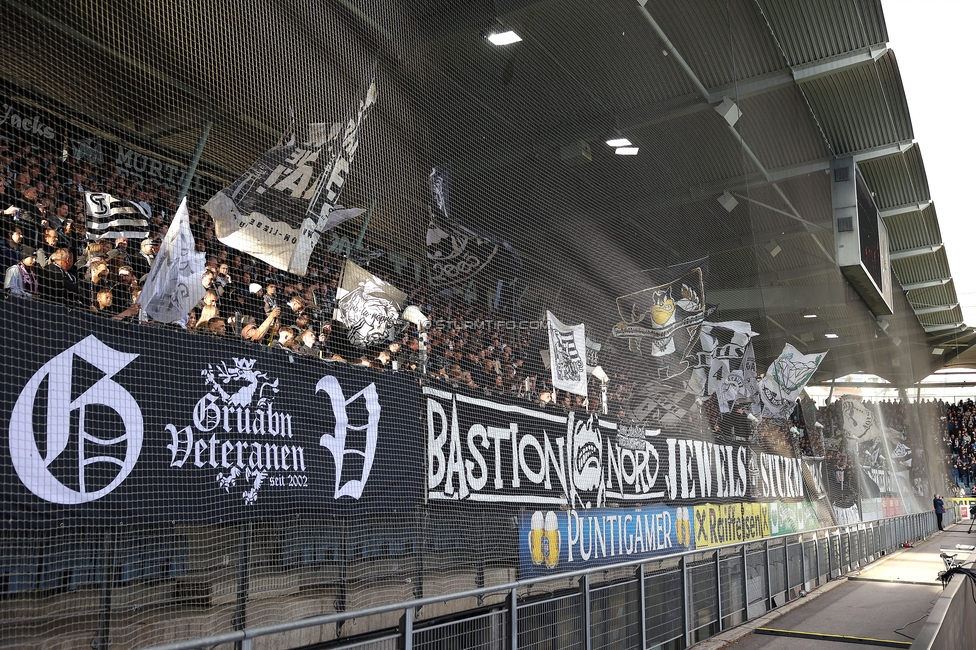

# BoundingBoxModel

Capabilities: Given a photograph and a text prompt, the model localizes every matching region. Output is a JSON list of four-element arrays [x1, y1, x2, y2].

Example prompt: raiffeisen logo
[[9, 336, 143, 504]]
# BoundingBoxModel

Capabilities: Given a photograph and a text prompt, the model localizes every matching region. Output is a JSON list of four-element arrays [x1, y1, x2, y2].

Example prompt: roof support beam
[[890, 244, 943, 260], [708, 284, 850, 313], [903, 278, 951, 291], [880, 200, 933, 218], [792, 46, 890, 83], [923, 322, 966, 333], [927, 327, 975, 342], [912, 303, 959, 316]]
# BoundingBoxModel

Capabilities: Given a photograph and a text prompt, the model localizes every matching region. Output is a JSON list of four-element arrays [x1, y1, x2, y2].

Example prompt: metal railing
[[146, 511, 946, 650]]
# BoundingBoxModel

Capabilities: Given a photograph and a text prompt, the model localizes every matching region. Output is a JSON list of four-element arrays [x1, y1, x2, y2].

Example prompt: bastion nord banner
[[0, 301, 423, 525]]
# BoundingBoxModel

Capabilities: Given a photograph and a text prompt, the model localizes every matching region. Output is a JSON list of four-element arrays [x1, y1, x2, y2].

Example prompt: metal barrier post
[[764, 540, 772, 609], [581, 573, 592, 650], [784, 540, 790, 598], [637, 564, 648, 648], [400, 607, 414, 650], [801, 536, 808, 589], [741, 545, 749, 621], [682, 555, 691, 645], [715, 551, 723, 629], [827, 531, 834, 579], [814, 532, 821, 585], [508, 588, 518, 650]]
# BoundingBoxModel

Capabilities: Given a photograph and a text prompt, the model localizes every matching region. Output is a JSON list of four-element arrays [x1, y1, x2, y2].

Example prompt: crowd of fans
[[1, 136, 623, 412], [0, 134, 968, 499], [941, 399, 976, 496]]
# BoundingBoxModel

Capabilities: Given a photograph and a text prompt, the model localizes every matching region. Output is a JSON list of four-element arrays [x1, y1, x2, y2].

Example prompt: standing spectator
[[4, 246, 38, 299], [35, 228, 60, 267], [37, 248, 81, 305], [130, 237, 156, 280], [264, 281, 279, 316], [933, 494, 945, 531], [241, 307, 280, 343], [0, 225, 24, 269]]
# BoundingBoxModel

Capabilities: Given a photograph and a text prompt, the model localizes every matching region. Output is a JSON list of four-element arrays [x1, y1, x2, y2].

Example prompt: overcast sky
[[882, 1, 976, 327]]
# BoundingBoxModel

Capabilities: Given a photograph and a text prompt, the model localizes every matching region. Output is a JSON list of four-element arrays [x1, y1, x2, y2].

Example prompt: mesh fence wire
[[0, 0, 963, 648]]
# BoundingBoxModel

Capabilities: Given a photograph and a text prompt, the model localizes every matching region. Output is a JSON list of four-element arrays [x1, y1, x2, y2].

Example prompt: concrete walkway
[[695, 522, 976, 650]]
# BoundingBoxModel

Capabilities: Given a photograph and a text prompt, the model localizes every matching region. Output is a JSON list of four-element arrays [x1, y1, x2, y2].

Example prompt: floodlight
[[487, 31, 522, 45]]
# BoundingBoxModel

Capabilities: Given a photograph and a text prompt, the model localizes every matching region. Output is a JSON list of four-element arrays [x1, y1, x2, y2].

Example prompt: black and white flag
[[686, 321, 758, 413], [426, 162, 519, 286], [547, 311, 588, 396], [84, 192, 150, 241], [206, 65, 377, 275], [334, 259, 406, 348], [139, 197, 207, 323]]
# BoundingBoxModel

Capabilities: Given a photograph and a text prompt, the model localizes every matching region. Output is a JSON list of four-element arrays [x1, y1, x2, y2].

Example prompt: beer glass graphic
[[543, 511, 560, 568], [675, 507, 691, 546], [529, 511, 546, 565]]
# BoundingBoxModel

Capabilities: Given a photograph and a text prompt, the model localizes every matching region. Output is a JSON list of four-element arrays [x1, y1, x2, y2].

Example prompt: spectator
[[4, 245, 38, 299], [37, 248, 81, 305], [0, 225, 23, 269], [296, 329, 320, 357], [92, 287, 120, 316], [130, 237, 156, 280], [273, 326, 299, 351], [241, 307, 281, 343], [264, 281, 279, 316]]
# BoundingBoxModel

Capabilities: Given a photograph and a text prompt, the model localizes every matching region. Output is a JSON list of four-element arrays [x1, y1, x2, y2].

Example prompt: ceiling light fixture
[[606, 137, 632, 147], [932, 347, 945, 355], [824, 333, 839, 339], [615, 146, 639, 155], [803, 314, 817, 319], [487, 30, 522, 45], [765, 240, 782, 257]]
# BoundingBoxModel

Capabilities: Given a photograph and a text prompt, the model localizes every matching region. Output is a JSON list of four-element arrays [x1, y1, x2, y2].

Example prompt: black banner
[[424, 385, 808, 508], [0, 301, 424, 525]]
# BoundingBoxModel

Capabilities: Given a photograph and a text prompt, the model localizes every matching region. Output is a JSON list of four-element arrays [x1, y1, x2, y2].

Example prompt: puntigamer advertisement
[[424, 386, 828, 577]]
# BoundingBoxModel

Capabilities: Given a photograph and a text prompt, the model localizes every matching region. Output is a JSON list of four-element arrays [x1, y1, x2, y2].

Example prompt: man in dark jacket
[[37, 248, 82, 306], [933, 494, 945, 531]]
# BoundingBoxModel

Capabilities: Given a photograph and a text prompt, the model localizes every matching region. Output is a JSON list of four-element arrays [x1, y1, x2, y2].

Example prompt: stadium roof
[[1, 0, 969, 386]]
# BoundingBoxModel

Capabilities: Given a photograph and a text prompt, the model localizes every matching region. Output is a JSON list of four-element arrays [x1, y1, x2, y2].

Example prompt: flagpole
[[179, 120, 213, 202], [354, 198, 376, 251]]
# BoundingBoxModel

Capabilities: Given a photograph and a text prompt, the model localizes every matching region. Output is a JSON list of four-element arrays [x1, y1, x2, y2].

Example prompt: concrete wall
[[912, 549, 976, 650]]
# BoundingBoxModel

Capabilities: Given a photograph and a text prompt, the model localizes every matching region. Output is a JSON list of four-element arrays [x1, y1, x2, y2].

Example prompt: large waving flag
[[760, 344, 826, 419], [139, 197, 206, 323], [84, 192, 150, 240], [206, 65, 377, 275]]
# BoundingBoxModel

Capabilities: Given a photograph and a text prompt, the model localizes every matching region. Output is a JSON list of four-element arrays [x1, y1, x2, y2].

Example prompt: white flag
[[334, 259, 405, 348], [546, 311, 587, 396], [760, 344, 826, 419], [139, 197, 206, 323]]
